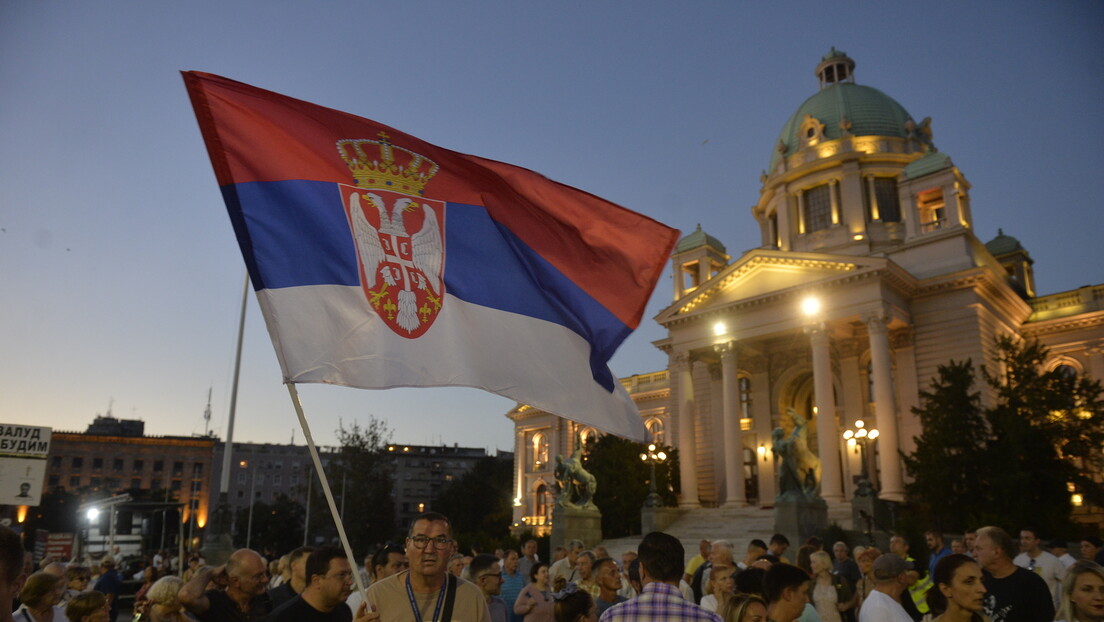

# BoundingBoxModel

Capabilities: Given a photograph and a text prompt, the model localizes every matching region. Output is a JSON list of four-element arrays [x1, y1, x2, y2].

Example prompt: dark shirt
[[982, 567, 1055, 622], [94, 569, 123, 620], [833, 558, 862, 585], [267, 582, 300, 609], [198, 588, 274, 622], [596, 595, 628, 616], [267, 595, 351, 622]]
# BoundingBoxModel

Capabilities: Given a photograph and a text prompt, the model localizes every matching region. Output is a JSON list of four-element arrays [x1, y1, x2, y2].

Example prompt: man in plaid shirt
[[600, 532, 722, 622]]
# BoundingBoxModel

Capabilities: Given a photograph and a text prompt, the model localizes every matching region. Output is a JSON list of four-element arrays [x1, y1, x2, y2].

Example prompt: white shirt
[[699, 594, 718, 612], [858, 590, 912, 622], [1013, 550, 1065, 607]]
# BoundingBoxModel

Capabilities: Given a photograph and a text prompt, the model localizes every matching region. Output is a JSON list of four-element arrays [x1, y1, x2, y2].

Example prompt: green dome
[[676, 224, 726, 254], [770, 82, 913, 170], [985, 229, 1026, 257]]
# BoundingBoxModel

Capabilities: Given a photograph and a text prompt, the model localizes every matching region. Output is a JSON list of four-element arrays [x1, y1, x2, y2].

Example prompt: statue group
[[553, 443, 598, 511], [772, 408, 822, 501]]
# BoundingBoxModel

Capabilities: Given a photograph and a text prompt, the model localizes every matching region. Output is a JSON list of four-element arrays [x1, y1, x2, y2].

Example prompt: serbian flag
[[182, 72, 678, 440]]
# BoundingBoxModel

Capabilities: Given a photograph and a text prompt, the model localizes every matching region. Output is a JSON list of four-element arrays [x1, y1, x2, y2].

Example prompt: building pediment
[[656, 249, 907, 325]]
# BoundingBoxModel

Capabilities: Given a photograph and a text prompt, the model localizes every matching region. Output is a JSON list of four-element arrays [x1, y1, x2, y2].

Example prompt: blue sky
[[2, 1, 1102, 454]]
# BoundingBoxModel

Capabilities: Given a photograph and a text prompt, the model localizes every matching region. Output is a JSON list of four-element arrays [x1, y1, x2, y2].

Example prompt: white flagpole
[[286, 383, 369, 601]]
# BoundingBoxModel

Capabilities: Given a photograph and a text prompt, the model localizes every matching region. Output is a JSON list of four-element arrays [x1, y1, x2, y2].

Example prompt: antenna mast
[[203, 387, 212, 437]]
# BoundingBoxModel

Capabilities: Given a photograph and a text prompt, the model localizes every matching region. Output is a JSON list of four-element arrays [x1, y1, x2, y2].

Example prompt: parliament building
[[508, 50, 1104, 533]]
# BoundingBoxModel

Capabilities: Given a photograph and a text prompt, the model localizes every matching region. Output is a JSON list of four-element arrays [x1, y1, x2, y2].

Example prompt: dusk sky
[[3, 2, 1102, 455]]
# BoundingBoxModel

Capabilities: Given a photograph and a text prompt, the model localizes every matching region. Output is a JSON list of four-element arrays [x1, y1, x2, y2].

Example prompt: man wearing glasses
[[470, 554, 509, 622], [269, 547, 354, 621], [367, 511, 491, 622]]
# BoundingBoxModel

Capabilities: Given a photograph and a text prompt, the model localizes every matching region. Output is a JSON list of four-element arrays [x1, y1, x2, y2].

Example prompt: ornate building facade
[[508, 50, 1104, 530]]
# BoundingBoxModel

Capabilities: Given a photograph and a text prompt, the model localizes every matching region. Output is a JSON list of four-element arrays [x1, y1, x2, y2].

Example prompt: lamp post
[[639, 444, 667, 508], [240, 460, 258, 549], [842, 420, 879, 497]]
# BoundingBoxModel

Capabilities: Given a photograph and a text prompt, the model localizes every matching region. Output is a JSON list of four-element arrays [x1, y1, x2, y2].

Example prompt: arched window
[[645, 418, 665, 444], [578, 427, 598, 449], [531, 432, 549, 470], [1054, 364, 1078, 379], [535, 484, 551, 523]]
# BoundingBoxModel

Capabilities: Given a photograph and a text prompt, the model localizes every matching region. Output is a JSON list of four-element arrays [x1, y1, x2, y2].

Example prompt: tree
[[433, 455, 514, 552], [306, 418, 396, 552], [233, 493, 305, 553], [903, 337, 1104, 535], [980, 336, 1104, 533], [582, 435, 677, 538], [902, 359, 989, 532]]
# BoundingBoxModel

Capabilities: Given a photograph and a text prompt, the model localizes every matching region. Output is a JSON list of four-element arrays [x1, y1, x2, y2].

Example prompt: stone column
[[674, 352, 700, 508], [513, 426, 525, 525], [715, 342, 747, 507], [806, 325, 843, 501], [867, 312, 904, 501]]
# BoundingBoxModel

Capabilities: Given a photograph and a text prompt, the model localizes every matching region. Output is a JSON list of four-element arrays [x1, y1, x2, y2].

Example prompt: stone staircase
[[597, 502, 853, 561]]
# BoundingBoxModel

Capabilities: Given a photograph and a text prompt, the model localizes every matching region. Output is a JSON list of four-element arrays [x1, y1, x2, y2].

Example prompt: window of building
[[151, 479, 161, 490], [257, 474, 265, 485], [192, 463, 203, 475], [133, 459, 144, 472], [48, 475, 59, 487], [1054, 364, 1078, 379], [72, 457, 83, 469], [769, 212, 780, 248], [535, 484, 549, 522], [107, 478, 120, 489], [237, 490, 244, 499], [645, 418, 665, 445], [273, 474, 281, 485], [867, 177, 900, 222], [803, 185, 832, 233], [113, 458, 124, 471], [173, 462, 184, 476], [131, 478, 142, 489], [238, 472, 247, 485], [171, 480, 182, 491], [92, 457, 103, 470], [153, 460, 163, 472], [91, 477, 102, 488], [52, 456, 62, 468], [739, 376, 753, 421], [918, 188, 946, 232], [192, 480, 202, 492], [530, 432, 549, 470], [290, 474, 299, 486], [69, 476, 81, 488]]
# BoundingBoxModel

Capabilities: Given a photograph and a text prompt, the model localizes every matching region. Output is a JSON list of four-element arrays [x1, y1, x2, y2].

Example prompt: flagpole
[[286, 383, 368, 601]]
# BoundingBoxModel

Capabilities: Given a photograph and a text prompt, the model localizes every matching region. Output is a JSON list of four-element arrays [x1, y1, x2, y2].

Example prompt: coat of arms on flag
[[338, 134, 445, 339]]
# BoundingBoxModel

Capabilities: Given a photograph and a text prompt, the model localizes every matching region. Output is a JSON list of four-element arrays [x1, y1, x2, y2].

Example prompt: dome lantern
[[816, 47, 856, 89]]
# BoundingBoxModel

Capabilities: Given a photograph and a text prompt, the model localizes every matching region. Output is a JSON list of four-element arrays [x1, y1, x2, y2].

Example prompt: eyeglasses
[[409, 535, 454, 550]]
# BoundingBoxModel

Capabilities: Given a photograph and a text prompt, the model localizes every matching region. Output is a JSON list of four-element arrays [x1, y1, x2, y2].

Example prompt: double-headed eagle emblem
[[338, 134, 445, 338]]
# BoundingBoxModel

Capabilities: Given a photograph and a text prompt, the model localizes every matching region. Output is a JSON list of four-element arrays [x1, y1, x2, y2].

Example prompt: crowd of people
[[1, 517, 1103, 622]]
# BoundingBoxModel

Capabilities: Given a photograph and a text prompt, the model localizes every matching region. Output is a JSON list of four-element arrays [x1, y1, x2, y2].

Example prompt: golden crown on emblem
[[337, 132, 439, 195]]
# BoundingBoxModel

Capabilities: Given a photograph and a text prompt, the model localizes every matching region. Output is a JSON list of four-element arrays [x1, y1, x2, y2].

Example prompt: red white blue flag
[[182, 71, 678, 440]]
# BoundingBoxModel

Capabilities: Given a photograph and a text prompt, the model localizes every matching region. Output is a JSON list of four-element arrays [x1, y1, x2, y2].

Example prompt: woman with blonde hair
[[1056, 560, 1104, 622], [809, 550, 855, 622], [700, 564, 736, 612], [145, 575, 189, 622], [719, 593, 768, 622], [14, 572, 68, 622], [63, 592, 107, 622]]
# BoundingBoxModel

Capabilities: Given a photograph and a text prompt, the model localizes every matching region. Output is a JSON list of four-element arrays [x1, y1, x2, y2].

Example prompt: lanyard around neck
[[406, 573, 446, 622]]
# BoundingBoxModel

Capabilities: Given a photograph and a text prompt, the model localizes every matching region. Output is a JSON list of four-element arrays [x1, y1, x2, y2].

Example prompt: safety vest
[[906, 556, 932, 614]]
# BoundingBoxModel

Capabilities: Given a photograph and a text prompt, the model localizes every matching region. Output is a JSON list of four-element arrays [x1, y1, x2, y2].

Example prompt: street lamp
[[639, 444, 668, 508], [240, 460, 258, 549], [843, 420, 879, 497]]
